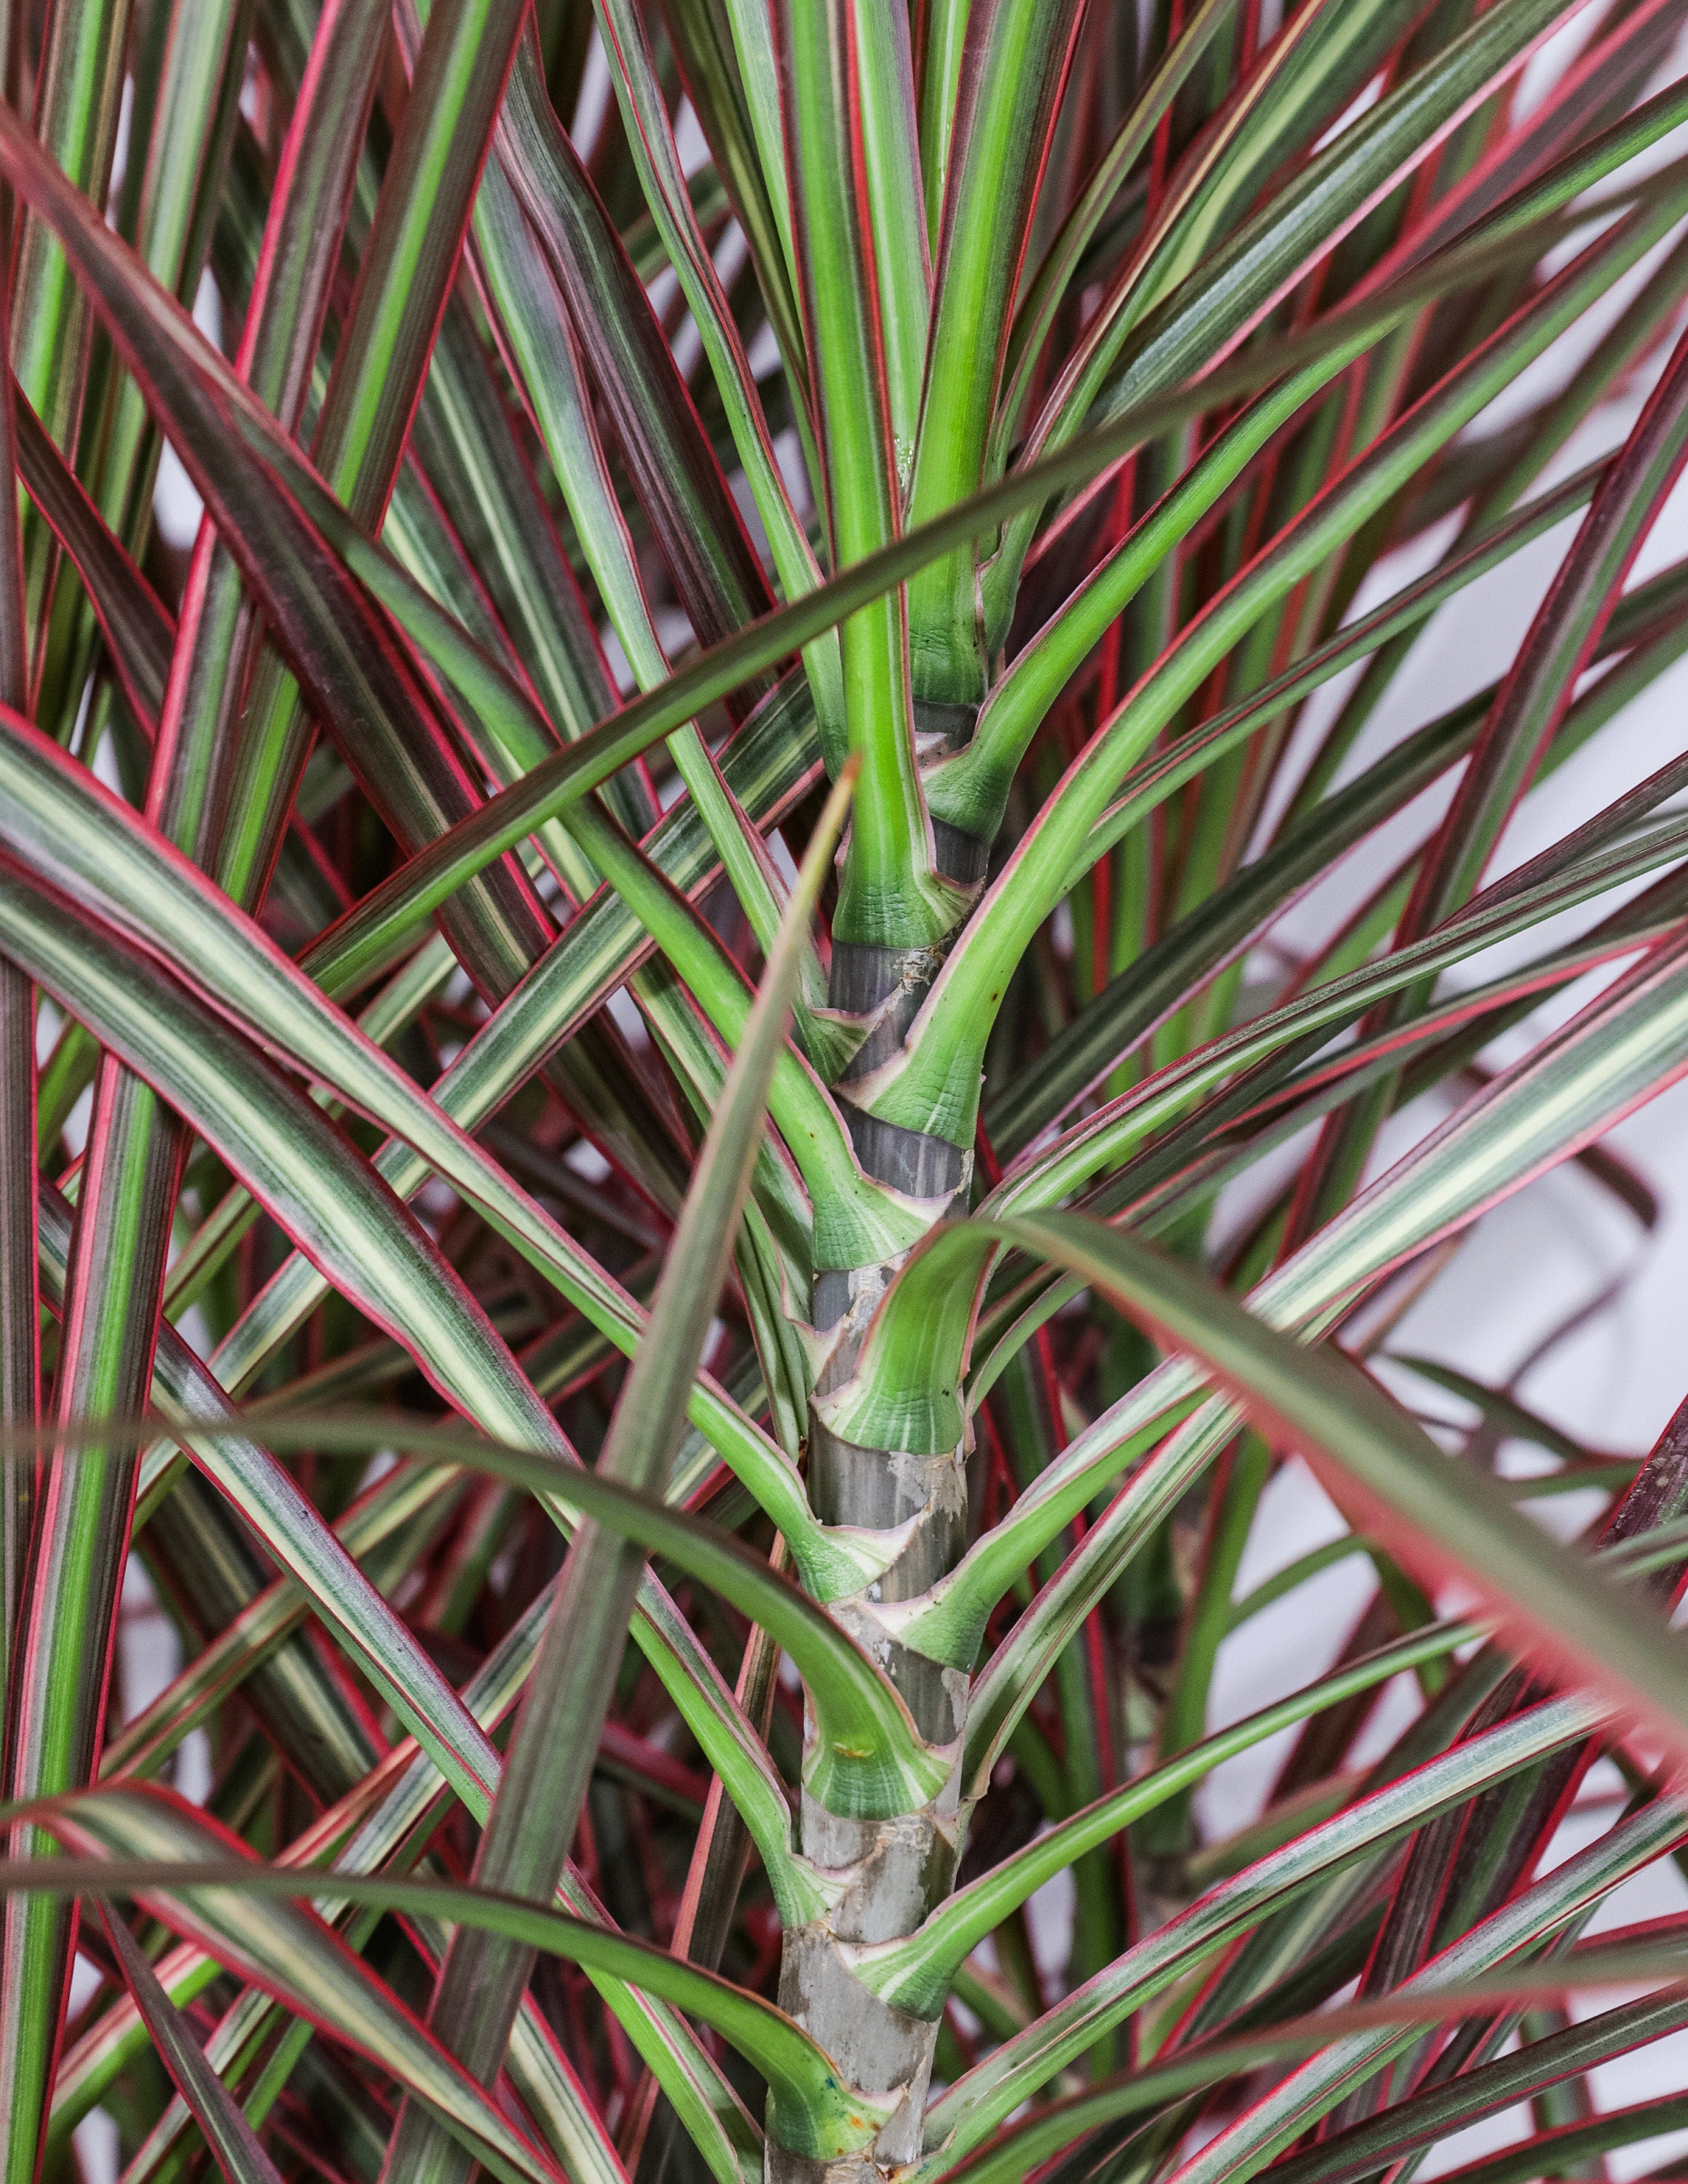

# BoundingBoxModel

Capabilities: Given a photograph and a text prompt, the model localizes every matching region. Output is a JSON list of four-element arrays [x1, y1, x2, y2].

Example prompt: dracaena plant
[[10, 0, 1688, 2180]]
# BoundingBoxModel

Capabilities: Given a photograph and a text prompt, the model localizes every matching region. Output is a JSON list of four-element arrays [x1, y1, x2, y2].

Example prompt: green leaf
[[1025, 0, 1596, 470], [312, 0, 531, 522], [1254, 1992, 1688, 2184], [376, 761, 862, 2178], [996, 1212, 1688, 1770], [0, 709, 870, 1588], [281, 190, 1598, 994], [776, 0, 951, 949], [979, 456, 1613, 1141], [39, 1401, 946, 1830], [15, 892, 830, 1907], [925, 1966, 1688, 2184], [240, 1414, 945, 1821], [591, 0, 822, 624], [98, 1907, 286, 2184], [12, 385, 173, 731], [17, 1792, 589, 2184], [819, 808, 1688, 1492], [859, 1618, 1476, 2016], [944, 919, 1688, 1789], [993, 0, 1237, 455], [18, 1787, 892, 2164], [493, 38, 777, 652], [867, 178, 1688, 1150], [920, 1691, 1633, 2160], [904, 0, 1086, 705], [50, 1567, 752, 2183], [1148, 1800, 1688, 2184]]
